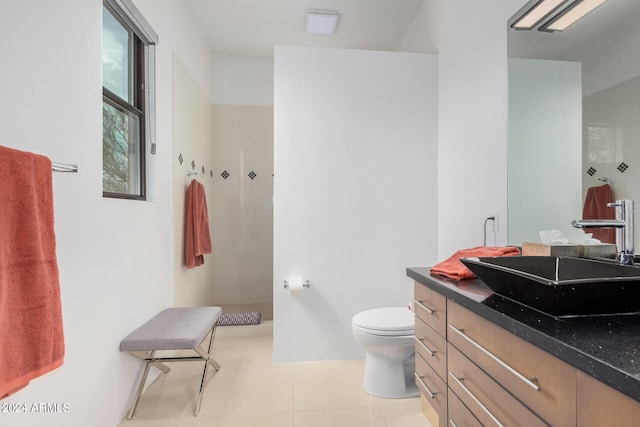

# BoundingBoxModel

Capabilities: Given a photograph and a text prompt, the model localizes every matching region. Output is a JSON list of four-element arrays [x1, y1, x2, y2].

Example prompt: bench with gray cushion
[[120, 307, 222, 418]]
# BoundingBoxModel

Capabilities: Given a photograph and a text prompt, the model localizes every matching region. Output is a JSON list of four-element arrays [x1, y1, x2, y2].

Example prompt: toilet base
[[363, 353, 419, 399]]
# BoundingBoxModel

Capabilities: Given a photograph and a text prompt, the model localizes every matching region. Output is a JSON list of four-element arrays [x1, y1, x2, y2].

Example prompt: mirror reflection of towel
[[583, 184, 615, 244]]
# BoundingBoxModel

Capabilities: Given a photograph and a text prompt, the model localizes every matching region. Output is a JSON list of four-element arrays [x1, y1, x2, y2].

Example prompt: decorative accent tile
[[248, 171, 257, 180], [178, 153, 183, 165], [191, 160, 196, 170], [221, 170, 230, 179], [587, 167, 596, 176], [618, 162, 629, 173]]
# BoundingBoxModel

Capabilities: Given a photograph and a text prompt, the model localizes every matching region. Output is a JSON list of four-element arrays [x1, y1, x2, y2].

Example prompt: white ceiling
[[182, 0, 427, 57], [180, 0, 637, 60]]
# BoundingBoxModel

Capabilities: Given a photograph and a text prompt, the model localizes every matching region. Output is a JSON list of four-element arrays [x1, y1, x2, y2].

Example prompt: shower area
[[210, 104, 274, 322]]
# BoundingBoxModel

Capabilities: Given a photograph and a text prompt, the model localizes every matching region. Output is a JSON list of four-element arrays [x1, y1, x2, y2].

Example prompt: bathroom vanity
[[408, 267, 640, 427]]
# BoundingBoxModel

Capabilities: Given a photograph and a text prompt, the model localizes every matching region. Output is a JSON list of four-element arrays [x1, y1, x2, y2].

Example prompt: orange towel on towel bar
[[582, 184, 616, 244], [430, 246, 521, 280], [0, 145, 65, 398]]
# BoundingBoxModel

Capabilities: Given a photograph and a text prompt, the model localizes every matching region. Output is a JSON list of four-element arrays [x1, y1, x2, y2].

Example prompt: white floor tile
[[117, 334, 428, 427]]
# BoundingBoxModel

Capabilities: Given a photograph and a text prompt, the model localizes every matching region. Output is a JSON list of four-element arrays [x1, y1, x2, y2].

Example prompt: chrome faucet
[[572, 199, 635, 265]]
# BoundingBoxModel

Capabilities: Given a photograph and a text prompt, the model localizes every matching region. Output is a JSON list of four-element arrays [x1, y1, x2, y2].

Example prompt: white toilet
[[352, 307, 418, 398]]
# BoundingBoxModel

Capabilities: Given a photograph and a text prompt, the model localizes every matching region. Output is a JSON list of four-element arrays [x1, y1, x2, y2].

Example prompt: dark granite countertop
[[407, 267, 640, 402]]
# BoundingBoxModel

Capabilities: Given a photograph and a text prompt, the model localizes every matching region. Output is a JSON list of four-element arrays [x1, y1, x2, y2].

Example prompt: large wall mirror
[[508, 0, 640, 248]]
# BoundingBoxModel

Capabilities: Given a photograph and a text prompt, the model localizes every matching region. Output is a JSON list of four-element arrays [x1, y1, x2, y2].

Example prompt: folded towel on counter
[[0, 145, 65, 398], [430, 246, 521, 280]]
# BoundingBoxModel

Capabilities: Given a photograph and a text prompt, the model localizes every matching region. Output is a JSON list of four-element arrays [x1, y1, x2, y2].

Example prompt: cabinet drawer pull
[[414, 336, 436, 357], [449, 372, 505, 427], [414, 299, 436, 315], [449, 420, 459, 427], [414, 373, 438, 399], [449, 325, 541, 392]]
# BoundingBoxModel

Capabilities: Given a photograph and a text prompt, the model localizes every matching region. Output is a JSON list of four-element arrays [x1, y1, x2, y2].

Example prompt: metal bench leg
[[150, 361, 171, 373], [127, 350, 156, 420], [208, 358, 221, 371], [194, 327, 219, 416]]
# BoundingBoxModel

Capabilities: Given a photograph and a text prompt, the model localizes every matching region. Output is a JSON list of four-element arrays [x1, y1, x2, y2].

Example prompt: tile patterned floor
[[117, 334, 430, 427]]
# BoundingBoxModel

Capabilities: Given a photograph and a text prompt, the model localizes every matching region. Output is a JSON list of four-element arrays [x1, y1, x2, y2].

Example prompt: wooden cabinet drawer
[[415, 316, 447, 381], [415, 351, 447, 425], [448, 344, 547, 427], [448, 301, 576, 427], [577, 371, 640, 426], [414, 282, 447, 337], [448, 387, 482, 427]]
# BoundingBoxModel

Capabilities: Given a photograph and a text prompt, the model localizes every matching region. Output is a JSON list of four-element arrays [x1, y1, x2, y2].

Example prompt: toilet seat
[[352, 307, 414, 336]]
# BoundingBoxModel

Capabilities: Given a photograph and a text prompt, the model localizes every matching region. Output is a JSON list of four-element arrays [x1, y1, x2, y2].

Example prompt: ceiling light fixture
[[539, 0, 608, 32], [510, 0, 569, 30], [305, 10, 339, 35], [509, 0, 609, 32]]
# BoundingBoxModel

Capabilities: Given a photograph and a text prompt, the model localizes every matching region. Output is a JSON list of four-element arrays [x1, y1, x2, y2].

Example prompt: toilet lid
[[352, 307, 414, 335]]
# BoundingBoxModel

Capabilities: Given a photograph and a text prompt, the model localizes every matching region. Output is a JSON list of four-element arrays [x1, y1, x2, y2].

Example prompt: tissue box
[[579, 244, 617, 259], [522, 242, 580, 257]]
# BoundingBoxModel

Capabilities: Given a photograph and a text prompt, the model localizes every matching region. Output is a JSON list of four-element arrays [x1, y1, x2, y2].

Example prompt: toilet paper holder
[[283, 280, 311, 289]]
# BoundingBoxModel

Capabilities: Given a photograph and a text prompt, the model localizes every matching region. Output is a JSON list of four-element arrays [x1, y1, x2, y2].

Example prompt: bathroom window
[[587, 123, 617, 164], [102, 0, 157, 199]]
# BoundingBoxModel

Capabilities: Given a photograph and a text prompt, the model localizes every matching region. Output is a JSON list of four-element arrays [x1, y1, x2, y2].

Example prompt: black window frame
[[102, 1, 151, 200]]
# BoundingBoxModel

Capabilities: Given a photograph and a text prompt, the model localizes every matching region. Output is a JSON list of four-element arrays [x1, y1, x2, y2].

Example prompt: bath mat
[[216, 311, 262, 326]]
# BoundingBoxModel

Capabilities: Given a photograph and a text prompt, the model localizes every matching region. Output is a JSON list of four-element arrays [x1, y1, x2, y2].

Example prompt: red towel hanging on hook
[[184, 179, 212, 268]]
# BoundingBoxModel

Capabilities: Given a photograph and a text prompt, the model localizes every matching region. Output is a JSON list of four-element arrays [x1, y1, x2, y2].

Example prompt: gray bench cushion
[[120, 307, 222, 352]]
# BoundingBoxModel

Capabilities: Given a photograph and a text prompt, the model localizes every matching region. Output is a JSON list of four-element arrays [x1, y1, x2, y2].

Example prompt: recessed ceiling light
[[306, 11, 339, 35]]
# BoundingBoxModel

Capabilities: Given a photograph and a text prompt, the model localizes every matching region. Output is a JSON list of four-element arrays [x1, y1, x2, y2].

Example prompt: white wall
[[209, 55, 275, 305], [394, 0, 439, 54], [273, 46, 438, 362], [434, 0, 524, 256], [136, 0, 214, 100], [171, 54, 216, 306], [211, 105, 274, 305], [576, 5, 640, 98], [508, 58, 583, 244], [212, 54, 274, 106], [0, 0, 213, 425], [131, 0, 217, 310], [397, 0, 525, 257]]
